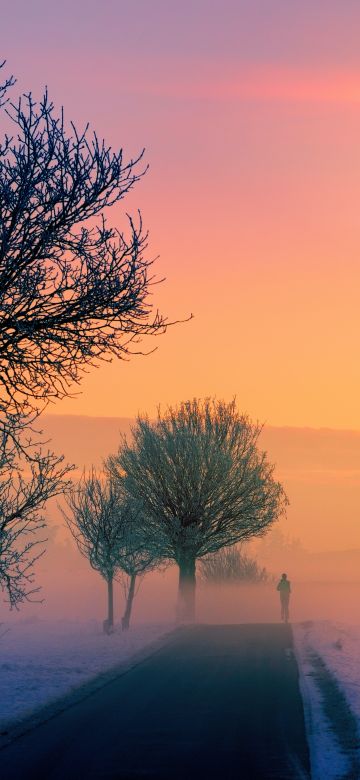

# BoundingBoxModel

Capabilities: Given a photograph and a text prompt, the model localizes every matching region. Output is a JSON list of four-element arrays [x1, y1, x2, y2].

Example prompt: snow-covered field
[[294, 620, 360, 780], [0, 619, 172, 731]]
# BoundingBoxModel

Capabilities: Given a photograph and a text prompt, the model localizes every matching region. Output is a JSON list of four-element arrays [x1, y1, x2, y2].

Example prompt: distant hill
[[260, 426, 360, 472], [42, 415, 133, 468], [42, 415, 360, 472]]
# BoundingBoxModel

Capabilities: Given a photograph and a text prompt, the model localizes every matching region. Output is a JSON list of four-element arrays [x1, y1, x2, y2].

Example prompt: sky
[[2, 2, 360, 590], [2, 0, 360, 427]]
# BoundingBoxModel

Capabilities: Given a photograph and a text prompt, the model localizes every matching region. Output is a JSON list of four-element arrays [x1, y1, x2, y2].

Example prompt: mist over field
[[2, 414, 359, 626]]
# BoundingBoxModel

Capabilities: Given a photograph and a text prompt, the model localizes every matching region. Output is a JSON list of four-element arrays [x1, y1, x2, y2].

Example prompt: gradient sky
[[3, 1, 360, 427]]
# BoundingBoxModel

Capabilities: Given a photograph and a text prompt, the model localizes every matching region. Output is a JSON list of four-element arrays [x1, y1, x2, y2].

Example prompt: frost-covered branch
[[0, 60, 15, 108]]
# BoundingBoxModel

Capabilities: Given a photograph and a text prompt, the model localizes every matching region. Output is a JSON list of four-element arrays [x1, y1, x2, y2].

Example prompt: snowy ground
[[0, 619, 172, 731], [294, 620, 360, 780], [3, 616, 360, 778]]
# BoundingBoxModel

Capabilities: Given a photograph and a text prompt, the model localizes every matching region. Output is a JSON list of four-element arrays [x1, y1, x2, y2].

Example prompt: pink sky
[[3, 1, 360, 427]]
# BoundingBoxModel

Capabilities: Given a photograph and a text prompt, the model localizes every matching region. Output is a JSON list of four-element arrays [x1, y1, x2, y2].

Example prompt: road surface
[[0, 624, 310, 779]]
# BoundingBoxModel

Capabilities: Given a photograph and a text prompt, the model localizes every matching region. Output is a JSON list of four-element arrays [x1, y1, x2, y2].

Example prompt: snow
[[0, 619, 172, 731], [294, 620, 360, 780], [3, 614, 360, 776]]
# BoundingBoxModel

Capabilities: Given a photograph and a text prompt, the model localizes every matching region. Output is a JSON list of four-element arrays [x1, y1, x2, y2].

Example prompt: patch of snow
[[294, 620, 360, 779], [295, 620, 360, 721], [293, 623, 349, 780], [0, 619, 172, 729]]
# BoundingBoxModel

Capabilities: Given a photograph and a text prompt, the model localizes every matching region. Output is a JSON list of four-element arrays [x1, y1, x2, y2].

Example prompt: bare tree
[[63, 471, 123, 632], [0, 414, 70, 607], [199, 545, 271, 585], [0, 60, 171, 414], [112, 496, 164, 631], [63, 471, 158, 632], [112, 399, 288, 621]]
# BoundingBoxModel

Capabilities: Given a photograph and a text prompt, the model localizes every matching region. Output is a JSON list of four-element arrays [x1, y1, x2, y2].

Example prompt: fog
[[2, 414, 360, 625], [3, 560, 360, 627]]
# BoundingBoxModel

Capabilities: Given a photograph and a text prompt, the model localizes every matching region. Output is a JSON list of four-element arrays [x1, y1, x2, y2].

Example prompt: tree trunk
[[122, 573, 136, 631], [177, 556, 196, 622], [103, 576, 114, 634]]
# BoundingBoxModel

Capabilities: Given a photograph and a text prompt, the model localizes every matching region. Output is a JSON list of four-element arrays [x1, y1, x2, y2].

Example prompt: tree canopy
[[109, 398, 288, 619]]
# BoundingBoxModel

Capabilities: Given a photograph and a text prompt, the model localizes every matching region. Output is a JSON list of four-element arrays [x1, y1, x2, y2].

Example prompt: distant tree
[[63, 471, 158, 632], [0, 60, 170, 414], [252, 528, 305, 569], [110, 399, 288, 621], [199, 545, 271, 585], [0, 415, 70, 607]]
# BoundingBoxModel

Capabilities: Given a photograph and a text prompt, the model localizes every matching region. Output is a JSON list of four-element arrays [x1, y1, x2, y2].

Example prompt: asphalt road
[[0, 624, 310, 780]]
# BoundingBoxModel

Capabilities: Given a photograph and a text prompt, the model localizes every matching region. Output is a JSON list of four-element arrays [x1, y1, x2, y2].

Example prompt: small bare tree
[[199, 545, 271, 585], [63, 471, 123, 633], [112, 399, 288, 621], [63, 472, 158, 632], [0, 414, 70, 607], [0, 61, 170, 414], [106, 480, 162, 630]]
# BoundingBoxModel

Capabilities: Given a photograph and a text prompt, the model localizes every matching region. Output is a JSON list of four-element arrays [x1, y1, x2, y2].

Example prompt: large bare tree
[[0, 61, 169, 413], [63, 471, 158, 632], [111, 399, 288, 620], [0, 58, 175, 605]]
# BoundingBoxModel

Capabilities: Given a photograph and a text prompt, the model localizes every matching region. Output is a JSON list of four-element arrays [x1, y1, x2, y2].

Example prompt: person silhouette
[[277, 572, 291, 623]]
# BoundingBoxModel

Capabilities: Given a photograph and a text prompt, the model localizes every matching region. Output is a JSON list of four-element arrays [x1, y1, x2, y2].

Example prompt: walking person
[[277, 572, 291, 623]]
